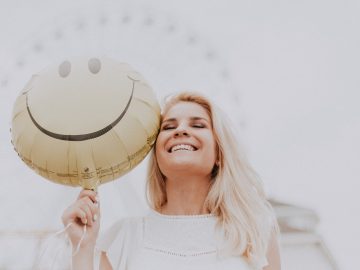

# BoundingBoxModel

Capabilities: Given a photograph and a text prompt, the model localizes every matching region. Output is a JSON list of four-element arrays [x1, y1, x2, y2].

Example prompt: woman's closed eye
[[161, 123, 205, 130], [192, 123, 205, 128], [161, 125, 176, 130]]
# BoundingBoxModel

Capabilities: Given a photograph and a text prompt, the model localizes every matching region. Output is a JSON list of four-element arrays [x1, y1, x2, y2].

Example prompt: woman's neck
[[161, 174, 211, 215]]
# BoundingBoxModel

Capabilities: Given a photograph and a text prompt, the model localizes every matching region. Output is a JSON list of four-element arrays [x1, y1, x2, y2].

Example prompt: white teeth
[[170, 144, 195, 152]]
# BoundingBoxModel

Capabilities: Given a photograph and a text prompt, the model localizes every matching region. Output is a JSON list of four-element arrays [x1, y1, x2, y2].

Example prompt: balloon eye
[[88, 58, 101, 74], [59, 61, 71, 78]]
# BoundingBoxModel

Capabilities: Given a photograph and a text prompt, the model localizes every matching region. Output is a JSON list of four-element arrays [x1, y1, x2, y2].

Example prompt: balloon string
[[34, 223, 74, 269], [70, 223, 87, 256], [55, 222, 72, 236], [33, 222, 87, 269]]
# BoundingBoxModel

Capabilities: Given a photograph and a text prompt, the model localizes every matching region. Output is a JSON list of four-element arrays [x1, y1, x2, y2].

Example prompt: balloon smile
[[25, 76, 136, 141], [11, 57, 161, 189]]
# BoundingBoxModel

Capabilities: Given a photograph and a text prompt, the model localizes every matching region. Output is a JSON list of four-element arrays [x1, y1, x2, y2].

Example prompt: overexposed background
[[0, 0, 359, 269]]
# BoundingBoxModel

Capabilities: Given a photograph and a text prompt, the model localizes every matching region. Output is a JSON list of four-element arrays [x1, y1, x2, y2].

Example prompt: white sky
[[0, 0, 359, 269]]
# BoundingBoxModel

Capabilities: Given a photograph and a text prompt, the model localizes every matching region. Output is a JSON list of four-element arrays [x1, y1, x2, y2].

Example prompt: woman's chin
[[168, 156, 198, 166], [166, 161, 212, 176]]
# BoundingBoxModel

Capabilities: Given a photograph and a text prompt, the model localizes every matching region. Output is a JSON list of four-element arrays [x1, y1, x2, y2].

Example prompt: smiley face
[[11, 57, 160, 188], [24, 57, 145, 141]]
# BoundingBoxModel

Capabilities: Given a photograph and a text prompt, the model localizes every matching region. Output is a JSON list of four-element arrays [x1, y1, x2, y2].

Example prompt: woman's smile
[[168, 143, 197, 153]]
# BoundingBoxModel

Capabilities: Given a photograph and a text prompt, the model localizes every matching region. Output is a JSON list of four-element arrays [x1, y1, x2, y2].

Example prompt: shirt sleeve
[[95, 217, 142, 270], [97, 220, 124, 252]]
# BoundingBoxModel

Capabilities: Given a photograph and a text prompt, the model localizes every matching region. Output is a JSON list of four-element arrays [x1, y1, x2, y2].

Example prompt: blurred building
[[271, 199, 339, 269]]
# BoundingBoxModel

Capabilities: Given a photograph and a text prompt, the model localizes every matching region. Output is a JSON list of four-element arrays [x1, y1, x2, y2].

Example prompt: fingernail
[[95, 196, 99, 202], [84, 218, 88, 224], [93, 214, 98, 221]]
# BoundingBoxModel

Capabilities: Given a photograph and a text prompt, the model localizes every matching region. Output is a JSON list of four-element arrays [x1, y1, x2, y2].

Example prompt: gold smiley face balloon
[[11, 57, 160, 189]]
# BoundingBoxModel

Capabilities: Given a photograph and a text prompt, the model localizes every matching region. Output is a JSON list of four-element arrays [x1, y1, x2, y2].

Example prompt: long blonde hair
[[146, 92, 278, 266]]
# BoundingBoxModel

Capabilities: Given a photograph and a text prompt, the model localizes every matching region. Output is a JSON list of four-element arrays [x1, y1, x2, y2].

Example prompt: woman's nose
[[174, 127, 189, 137]]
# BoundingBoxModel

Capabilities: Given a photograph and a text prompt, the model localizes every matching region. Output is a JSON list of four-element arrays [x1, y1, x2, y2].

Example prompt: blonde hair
[[146, 92, 278, 266]]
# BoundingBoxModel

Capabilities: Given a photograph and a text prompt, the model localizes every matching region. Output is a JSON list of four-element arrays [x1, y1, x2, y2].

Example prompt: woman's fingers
[[73, 207, 88, 225], [77, 196, 100, 226], [62, 190, 101, 249], [78, 200, 92, 225], [62, 193, 100, 227], [77, 189, 98, 203]]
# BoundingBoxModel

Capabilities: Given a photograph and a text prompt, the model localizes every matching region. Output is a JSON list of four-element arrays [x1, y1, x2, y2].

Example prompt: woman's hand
[[62, 189, 100, 250]]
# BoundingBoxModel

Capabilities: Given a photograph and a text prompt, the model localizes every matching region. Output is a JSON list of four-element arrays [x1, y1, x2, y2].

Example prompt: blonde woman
[[62, 92, 281, 270]]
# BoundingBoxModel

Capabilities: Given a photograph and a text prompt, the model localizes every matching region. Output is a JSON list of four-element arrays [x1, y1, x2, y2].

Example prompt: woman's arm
[[99, 252, 113, 270], [72, 247, 96, 269], [263, 231, 281, 270], [62, 190, 100, 270]]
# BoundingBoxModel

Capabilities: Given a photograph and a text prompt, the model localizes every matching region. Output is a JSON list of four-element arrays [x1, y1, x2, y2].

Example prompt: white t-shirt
[[96, 210, 268, 270]]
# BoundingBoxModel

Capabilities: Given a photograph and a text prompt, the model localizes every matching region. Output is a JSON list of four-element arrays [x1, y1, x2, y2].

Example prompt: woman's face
[[155, 101, 217, 179]]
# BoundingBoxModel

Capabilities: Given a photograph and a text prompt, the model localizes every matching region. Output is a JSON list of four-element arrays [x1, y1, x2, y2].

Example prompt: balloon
[[11, 57, 160, 189]]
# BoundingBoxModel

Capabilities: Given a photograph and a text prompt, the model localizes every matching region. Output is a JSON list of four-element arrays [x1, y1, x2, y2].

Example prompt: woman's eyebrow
[[190, 117, 210, 124], [162, 118, 177, 123], [162, 117, 209, 123]]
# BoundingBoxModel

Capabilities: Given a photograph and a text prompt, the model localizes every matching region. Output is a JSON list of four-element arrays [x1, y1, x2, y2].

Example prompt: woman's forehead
[[162, 101, 210, 120]]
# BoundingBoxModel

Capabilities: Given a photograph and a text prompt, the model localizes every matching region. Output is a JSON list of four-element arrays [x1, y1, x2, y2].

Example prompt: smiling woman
[[155, 101, 217, 185], [62, 92, 281, 270]]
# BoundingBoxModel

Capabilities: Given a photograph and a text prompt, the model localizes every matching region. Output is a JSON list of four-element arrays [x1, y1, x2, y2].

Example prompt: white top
[[96, 210, 268, 270]]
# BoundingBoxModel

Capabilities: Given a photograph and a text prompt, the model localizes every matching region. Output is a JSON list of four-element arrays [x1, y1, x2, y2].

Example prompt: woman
[[62, 92, 281, 270]]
